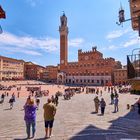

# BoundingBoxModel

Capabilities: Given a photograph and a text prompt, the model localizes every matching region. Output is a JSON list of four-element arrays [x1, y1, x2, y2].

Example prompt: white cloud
[[108, 45, 119, 50], [101, 45, 121, 51], [0, 45, 42, 56], [26, 0, 40, 7], [69, 38, 84, 47], [106, 28, 131, 40], [0, 31, 84, 55], [123, 38, 140, 48]]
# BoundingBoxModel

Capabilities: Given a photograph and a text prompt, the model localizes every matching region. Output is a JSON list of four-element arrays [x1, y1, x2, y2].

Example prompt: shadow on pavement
[[70, 105, 140, 140], [14, 138, 28, 140], [90, 111, 97, 114], [34, 138, 48, 140], [3, 108, 11, 111]]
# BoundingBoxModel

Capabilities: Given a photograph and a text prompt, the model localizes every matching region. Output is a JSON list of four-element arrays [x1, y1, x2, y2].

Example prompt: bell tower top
[[59, 12, 68, 34], [60, 12, 67, 27]]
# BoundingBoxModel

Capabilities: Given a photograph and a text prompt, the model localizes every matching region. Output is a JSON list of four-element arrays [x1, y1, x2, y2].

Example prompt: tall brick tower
[[59, 13, 68, 70]]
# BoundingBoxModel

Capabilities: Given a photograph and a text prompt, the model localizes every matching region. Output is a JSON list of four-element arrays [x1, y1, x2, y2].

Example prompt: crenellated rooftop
[[78, 46, 102, 55]]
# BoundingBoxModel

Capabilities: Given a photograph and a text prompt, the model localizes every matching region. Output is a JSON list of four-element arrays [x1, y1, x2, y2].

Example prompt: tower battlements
[[78, 46, 102, 55]]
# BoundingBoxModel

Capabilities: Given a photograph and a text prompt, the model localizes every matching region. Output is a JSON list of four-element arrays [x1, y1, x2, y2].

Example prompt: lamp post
[[116, 2, 140, 37]]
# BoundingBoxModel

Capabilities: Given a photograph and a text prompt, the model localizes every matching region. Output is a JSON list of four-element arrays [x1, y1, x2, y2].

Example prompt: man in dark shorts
[[43, 98, 56, 138]]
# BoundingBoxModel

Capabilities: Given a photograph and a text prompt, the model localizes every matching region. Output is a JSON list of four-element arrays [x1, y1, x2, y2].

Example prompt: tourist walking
[[36, 98, 40, 110], [25, 95, 31, 105], [24, 99, 37, 139], [17, 92, 20, 98], [54, 94, 59, 106], [114, 96, 119, 113], [12, 93, 16, 102], [137, 98, 140, 115], [110, 92, 114, 104], [114, 92, 119, 98], [100, 98, 106, 115], [93, 96, 100, 113], [9, 96, 14, 109], [51, 95, 55, 104], [0, 93, 5, 103], [43, 98, 57, 138]]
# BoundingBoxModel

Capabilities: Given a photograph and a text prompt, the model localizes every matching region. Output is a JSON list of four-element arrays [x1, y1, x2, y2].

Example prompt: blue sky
[[0, 0, 140, 66]]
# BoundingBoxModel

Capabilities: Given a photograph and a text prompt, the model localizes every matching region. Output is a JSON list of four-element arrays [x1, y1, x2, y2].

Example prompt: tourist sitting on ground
[[55, 91, 62, 96], [63, 91, 71, 100], [24, 99, 37, 139]]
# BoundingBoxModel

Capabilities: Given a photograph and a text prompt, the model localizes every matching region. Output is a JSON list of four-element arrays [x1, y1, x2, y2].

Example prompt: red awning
[[0, 5, 6, 19]]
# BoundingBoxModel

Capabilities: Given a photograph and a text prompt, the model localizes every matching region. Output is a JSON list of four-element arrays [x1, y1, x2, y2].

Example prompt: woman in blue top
[[24, 99, 37, 139]]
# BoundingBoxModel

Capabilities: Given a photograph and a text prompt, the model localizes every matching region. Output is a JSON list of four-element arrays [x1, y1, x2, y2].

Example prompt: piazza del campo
[[0, 0, 140, 140]]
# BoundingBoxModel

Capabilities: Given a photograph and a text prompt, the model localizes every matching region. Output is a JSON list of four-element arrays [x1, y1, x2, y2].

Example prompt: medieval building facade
[[57, 13, 122, 85]]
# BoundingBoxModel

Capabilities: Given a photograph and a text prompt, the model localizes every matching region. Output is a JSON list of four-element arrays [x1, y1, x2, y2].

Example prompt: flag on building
[[0, 5, 6, 19], [127, 55, 135, 79]]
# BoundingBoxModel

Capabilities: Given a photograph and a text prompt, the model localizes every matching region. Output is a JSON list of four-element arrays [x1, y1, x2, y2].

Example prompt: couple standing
[[94, 96, 106, 115], [24, 97, 56, 139]]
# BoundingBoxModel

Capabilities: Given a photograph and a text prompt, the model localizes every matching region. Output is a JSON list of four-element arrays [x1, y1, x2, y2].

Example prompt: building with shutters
[[0, 56, 24, 80]]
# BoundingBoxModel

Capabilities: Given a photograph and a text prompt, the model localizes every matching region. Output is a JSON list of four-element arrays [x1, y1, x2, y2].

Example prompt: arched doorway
[[57, 72, 66, 84]]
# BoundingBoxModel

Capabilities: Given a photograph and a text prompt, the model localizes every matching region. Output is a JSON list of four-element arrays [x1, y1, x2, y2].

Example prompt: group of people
[[1, 83, 140, 139], [0, 92, 16, 109], [63, 89, 75, 100], [24, 96, 57, 139], [51, 94, 59, 106], [93, 91, 119, 115]]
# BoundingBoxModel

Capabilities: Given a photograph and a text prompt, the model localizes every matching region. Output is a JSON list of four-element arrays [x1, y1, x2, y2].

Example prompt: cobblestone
[[0, 88, 140, 140]]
